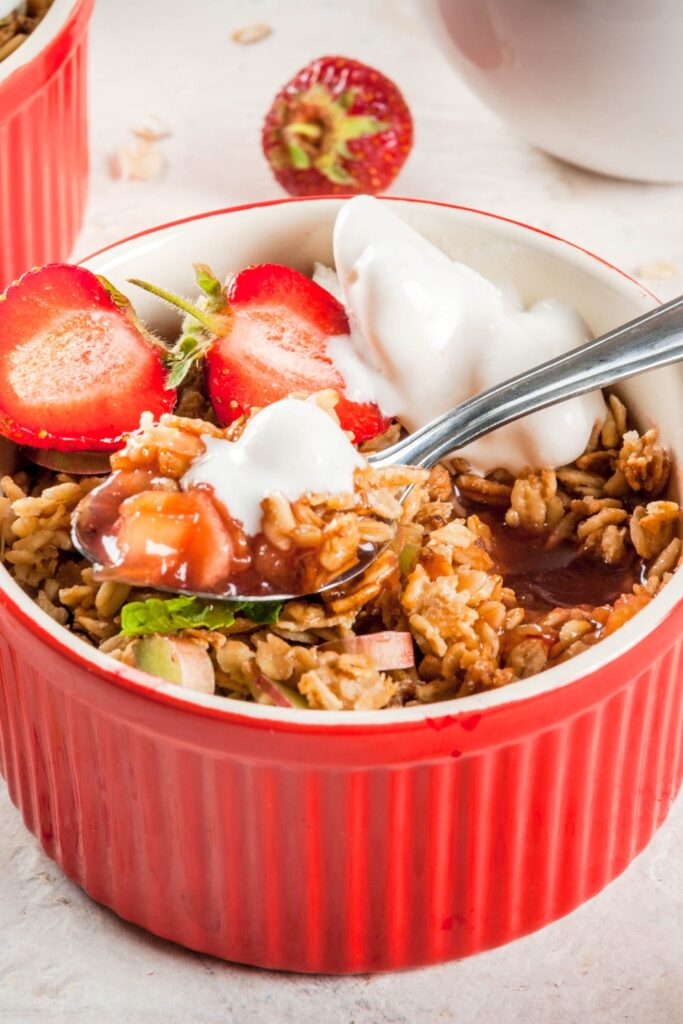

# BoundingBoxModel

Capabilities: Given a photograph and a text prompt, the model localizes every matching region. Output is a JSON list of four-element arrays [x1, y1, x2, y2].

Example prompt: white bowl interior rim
[[0, 196, 676, 728], [0, 0, 77, 88]]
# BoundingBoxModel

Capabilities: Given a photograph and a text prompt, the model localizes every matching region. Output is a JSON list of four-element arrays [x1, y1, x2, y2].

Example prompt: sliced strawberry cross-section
[[208, 263, 391, 441], [132, 262, 391, 444], [0, 264, 176, 451]]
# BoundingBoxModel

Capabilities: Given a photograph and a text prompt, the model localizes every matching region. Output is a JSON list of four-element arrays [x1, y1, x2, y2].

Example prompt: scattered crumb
[[230, 22, 272, 45], [636, 259, 679, 280], [132, 113, 171, 142], [112, 112, 170, 181], [114, 137, 165, 182]]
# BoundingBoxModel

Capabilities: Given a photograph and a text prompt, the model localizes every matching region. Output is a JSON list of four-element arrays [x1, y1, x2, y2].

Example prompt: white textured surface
[[2, 0, 683, 1020]]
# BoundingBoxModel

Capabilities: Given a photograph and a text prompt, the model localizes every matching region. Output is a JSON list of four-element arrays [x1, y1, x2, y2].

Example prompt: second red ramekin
[[0, 0, 94, 288]]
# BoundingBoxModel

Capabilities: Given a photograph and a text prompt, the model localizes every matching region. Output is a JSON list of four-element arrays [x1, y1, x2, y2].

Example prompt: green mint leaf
[[237, 601, 283, 625], [120, 595, 282, 637]]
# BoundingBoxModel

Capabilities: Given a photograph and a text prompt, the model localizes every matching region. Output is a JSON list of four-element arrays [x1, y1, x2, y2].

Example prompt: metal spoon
[[72, 294, 683, 602]]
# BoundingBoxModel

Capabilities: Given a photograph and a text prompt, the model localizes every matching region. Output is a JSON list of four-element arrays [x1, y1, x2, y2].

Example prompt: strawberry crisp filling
[[1, 388, 680, 711]]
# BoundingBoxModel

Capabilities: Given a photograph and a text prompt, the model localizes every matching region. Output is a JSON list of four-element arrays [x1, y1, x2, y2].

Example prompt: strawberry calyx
[[271, 85, 388, 187], [130, 265, 232, 389]]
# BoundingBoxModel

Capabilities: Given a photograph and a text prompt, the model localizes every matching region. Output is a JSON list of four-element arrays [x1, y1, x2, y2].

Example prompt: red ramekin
[[0, 197, 680, 974], [0, 0, 94, 288]]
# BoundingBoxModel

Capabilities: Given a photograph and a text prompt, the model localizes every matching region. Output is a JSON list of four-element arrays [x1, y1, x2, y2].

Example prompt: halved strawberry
[[0, 264, 176, 451], [209, 264, 390, 441], [132, 263, 390, 444]]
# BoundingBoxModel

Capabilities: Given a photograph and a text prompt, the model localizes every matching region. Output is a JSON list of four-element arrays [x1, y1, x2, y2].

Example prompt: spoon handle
[[368, 294, 683, 470]]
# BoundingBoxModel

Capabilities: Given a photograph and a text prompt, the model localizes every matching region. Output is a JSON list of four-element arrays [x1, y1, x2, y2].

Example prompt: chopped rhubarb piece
[[250, 674, 308, 708], [317, 631, 415, 669], [133, 635, 215, 693]]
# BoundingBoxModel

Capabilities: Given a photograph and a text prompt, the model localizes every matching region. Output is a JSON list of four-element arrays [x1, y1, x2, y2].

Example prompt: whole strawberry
[[262, 56, 413, 196]]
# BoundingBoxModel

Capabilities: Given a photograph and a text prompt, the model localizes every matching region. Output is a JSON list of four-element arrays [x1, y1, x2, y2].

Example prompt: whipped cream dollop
[[181, 399, 365, 535], [325, 195, 606, 474]]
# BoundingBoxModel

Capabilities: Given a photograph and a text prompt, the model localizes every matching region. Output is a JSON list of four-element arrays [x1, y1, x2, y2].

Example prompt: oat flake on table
[[230, 22, 272, 45]]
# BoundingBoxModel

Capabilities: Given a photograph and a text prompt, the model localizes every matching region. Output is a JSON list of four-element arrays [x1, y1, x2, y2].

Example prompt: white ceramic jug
[[423, 0, 683, 182]]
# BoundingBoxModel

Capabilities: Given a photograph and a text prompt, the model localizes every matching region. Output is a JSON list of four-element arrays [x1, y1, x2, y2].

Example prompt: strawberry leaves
[[165, 331, 210, 389], [278, 84, 389, 188], [130, 264, 230, 390], [193, 263, 223, 301]]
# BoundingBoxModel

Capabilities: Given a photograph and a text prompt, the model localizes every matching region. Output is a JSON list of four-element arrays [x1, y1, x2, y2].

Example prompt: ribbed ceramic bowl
[[1, 197, 681, 974], [0, 0, 93, 288]]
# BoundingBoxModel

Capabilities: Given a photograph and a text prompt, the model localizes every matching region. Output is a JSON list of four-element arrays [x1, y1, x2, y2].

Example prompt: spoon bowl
[[70, 474, 387, 603]]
